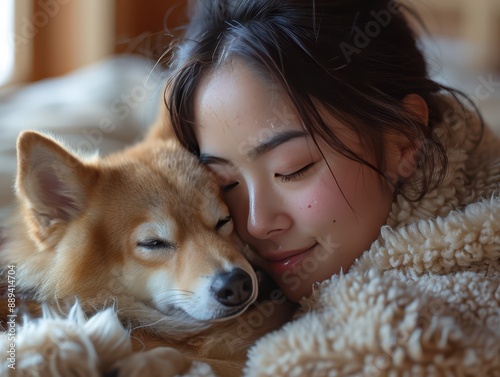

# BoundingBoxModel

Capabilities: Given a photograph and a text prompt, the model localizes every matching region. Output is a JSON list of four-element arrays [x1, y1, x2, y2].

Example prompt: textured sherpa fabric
[[242, 97, 500, 376]]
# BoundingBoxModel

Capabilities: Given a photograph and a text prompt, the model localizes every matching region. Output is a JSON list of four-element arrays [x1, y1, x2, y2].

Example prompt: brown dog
[[0, 128, 293, 376]]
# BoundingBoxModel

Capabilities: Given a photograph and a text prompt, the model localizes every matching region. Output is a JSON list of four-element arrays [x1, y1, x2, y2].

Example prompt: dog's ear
[[16, 131, 98, 226]]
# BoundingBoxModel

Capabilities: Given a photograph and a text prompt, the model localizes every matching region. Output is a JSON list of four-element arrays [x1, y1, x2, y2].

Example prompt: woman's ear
[[384, 94, 429, 186], [402, 93, 428, 126]]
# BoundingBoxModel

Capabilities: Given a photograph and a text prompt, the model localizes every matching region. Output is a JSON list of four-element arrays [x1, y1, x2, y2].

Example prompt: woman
[[165, 0, 500, 374]]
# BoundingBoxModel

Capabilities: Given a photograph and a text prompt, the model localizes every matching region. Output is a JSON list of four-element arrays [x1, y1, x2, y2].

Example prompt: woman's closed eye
[[219, 161, 316, 191], [276, 162, 315, 182], [222, 181, 239, 192]]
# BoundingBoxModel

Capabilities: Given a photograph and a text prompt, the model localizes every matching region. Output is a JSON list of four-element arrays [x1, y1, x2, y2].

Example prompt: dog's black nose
[[211, 268, 253, 307]]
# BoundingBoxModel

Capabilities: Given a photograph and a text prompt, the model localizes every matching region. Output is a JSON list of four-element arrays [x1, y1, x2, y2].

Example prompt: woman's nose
[[246, 184, 291, 240]]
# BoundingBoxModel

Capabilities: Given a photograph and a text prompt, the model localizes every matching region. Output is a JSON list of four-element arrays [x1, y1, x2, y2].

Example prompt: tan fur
[[144, 97, 175, 142], [0, 129, 294, 376]]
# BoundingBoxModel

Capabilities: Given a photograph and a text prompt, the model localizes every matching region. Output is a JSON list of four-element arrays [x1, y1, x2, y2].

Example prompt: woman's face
[[193, 61, 397, 302]]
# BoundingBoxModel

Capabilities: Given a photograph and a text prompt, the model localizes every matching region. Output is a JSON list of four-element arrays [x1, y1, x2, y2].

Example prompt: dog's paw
[[0, 303, 134, 377], [113, 347, 191, 377]]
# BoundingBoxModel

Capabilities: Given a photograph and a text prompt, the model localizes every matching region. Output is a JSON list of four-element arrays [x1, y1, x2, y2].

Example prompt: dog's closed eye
[[137, 239, 176, 251], [216, 216, 233, 236], [215, 216, 231, 230]]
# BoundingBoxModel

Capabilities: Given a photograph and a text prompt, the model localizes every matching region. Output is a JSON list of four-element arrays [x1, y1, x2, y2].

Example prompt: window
[[0, 0, 15, 86]]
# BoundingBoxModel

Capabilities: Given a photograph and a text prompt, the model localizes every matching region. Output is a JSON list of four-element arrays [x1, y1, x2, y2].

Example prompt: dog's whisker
[[153, 298, 192, 307], [130, 316, 172, 332], [155, 293, 192, 302], [158, 288, 194, 295]]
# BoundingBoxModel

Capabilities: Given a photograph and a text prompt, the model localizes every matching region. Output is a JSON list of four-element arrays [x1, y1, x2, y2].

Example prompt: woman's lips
[[264, 243, 318, 276]]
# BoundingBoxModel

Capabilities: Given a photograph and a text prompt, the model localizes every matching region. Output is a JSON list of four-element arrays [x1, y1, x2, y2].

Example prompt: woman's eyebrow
[[199, 129, 308, 166], [199, 154, 230, 165], [249, 130, 307, 160]]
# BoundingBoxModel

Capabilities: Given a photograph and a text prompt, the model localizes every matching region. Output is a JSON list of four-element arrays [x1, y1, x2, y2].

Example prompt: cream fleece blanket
[[240, 98, 500, 376]]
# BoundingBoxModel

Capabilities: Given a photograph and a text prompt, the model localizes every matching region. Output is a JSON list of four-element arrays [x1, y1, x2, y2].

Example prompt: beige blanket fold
[[242, 97, 500, 376]]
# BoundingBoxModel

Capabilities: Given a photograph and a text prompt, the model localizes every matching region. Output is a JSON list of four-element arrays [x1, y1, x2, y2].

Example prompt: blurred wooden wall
[[21, 0, 500, 82], [30, 0, 187, 82], [115, 0, 187, 58], [410, 0, 500, 71]]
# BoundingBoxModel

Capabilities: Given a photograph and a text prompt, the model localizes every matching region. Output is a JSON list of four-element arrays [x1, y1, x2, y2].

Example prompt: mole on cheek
[[307, 199, 318, 209]]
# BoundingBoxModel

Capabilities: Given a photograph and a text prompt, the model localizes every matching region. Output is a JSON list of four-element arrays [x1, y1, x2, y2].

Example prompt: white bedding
[[0, 39, 499, 214]]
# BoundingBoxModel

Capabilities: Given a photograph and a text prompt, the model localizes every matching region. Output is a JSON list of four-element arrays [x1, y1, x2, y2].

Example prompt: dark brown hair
[[165, 0, 482, 200]]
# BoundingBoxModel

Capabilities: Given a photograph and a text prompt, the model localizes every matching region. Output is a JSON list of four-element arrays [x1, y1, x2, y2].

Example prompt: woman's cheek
[[294, 184, 340, 228]]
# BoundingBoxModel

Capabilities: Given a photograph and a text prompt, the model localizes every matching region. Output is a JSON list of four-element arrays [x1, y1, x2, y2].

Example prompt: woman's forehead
[[194, 60, 302, 129]]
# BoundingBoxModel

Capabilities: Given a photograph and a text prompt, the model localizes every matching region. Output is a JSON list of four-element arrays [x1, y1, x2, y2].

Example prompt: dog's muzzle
[[210, 268, 253, 307]]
